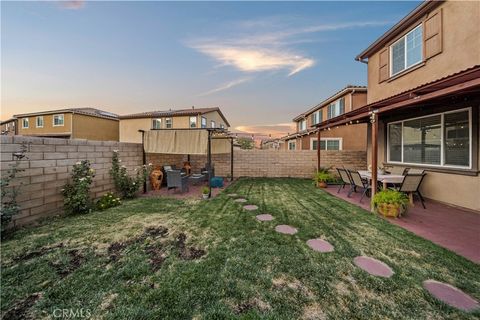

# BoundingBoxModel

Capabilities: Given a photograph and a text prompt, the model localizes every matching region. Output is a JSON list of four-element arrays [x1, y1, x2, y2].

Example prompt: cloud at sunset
[[58, 0, 85, 10], [198, 77, 252, 96]]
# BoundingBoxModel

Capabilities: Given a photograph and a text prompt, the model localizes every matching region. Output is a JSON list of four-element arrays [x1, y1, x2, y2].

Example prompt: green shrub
[[1, 143, 27, 234], [372, 189, 409, 207], [202, 187, 210, 195], [96, 192, 122, 211], [110, 151, 151, 199], [313, 172, 332, 184], [62, 160, 95, 215]]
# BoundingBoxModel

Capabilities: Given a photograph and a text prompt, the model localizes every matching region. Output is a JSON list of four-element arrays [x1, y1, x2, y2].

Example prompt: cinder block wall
[[1, 136, 143, 227], [147, 150, 367, 179]]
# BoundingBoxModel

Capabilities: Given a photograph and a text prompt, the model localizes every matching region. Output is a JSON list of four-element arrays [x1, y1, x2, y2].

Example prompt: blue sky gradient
[[1, 1, 420, 135]]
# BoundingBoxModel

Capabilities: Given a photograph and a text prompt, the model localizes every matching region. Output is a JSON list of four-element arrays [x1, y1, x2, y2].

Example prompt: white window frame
[[299, 119, 307, 131], [201, 117, 207, 128], [288, 141, 296, 150], [310, 137, 343, 150], [390, 24, 423, 77], [152, 118, 162, 129], [165, 117, 172, 128], [22, 118, 29, 129], [211, 120, 216, 128], [386, 107, 472, 169], [53, 114, 64, 127], [189, 116, 197, 128], [36, 116, 44, 128], [220, 124, 225, 129]]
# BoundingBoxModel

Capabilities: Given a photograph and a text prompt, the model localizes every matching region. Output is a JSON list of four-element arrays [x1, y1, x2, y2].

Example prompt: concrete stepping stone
[[275, 225, 297, 235], [227, 193, 238, 197], [307, 239, 334, 253], [353, 256, 394, 278], [423, 280, 479, 312], [243, 205, 258, 211], [256, 214, 274, 221], [234, 198, 247, 203]]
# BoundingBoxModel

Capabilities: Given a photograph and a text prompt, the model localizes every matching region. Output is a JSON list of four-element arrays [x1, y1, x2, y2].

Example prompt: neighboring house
[[281, 86, 367, 151], [14, 108, 119, 141], [315, 0, 480, 211], [261, 138, 283, 150], [119, 107, 230, 143], [1, 118, 17, 136]]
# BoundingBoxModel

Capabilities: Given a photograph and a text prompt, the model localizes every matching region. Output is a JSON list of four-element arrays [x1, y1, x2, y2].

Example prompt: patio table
[[358, 170, 413, 205]]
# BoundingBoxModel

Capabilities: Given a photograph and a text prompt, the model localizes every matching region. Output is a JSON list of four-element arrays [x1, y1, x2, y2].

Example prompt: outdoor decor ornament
[[150, 166, 163, 190]]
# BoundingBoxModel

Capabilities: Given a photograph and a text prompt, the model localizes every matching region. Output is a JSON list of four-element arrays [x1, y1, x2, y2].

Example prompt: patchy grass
[[1, 178, 479, 319]]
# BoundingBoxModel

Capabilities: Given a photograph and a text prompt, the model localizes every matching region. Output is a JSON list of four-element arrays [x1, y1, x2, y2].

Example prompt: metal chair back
[[337, 168, 351, 185], [399, 174, 425, 192], [349, 170, 366, 189], [389, 166, 409, 175], [166, 170, 183, 189], [407, 168, 425, 174]]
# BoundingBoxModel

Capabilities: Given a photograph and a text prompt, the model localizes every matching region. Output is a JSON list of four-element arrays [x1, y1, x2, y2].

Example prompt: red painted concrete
[[275, 225, 298, 235], [307, 239, 334, 253], [243, 205, 258, 211], [423, 280, 479, 312], [141, 180, 231, 200], [256, 214, 274, 221], [325, 186, 480, 264], [354, 256, 394, 278]]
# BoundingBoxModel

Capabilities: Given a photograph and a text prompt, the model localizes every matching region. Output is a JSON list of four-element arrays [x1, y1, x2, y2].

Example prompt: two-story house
[[119, 107, 230, 143], [314, 0, 480, 211], [1, 118, 17, 136], [13, 108, 119, 141], [282, 86, 367, 151]]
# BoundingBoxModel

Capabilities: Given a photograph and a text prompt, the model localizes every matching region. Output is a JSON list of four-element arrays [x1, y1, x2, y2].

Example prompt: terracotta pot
[[317, 181, 328, 188], [377, 203, 405, 218]]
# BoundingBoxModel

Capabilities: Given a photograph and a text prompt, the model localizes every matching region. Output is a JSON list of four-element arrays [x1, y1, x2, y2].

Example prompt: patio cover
[[144, 130, 230, 154]]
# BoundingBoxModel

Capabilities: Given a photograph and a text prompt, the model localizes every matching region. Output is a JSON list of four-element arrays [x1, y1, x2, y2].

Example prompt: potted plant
[[202, 187, 210, 200], [313, 172, 332, 188], [372, 189, 409, 218]]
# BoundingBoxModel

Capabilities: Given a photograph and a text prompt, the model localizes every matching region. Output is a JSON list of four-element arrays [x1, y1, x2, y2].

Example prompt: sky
[[1, 0, 420, 137]]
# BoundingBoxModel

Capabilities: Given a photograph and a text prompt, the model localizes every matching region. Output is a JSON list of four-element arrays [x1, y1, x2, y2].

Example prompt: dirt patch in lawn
[[49, 249, 85, 277], [13, 243, 64, 262], [302, 302, 326, 320], [272, 275, 314, 298], [2, 293, 41, 320], [107, 226, 169, 262], [175, 233, 206, 260], [232, 298, 271, 315], [145, 245, 167, 271]]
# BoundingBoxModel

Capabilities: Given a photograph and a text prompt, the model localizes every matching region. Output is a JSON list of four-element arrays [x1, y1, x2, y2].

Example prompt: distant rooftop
[[14, 107, 119, 120]]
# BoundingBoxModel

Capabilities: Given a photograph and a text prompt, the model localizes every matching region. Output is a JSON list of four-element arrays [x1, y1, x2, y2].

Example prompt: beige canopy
[[144, 130, 231, 155]]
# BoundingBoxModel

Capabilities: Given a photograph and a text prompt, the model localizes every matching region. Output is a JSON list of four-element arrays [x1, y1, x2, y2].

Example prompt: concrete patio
[[324, 185, 480, 264]]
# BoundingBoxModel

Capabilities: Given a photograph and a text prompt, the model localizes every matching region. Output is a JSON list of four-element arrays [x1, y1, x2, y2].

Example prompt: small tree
[[62, 160, 95, 215], [1, 143, 27, 234], [110, 150, 150, 199], [237, 137, 254, 150]]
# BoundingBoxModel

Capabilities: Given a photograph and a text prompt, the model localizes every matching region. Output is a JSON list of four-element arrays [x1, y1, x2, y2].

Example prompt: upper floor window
[[220, 124, 225, 129], [165, 117, 172, 128], [211, 120, 216, 128], [152, 118, 161, 129], [36, 116, 44, 128], [387, 108, 471, 168], [327, 98, 345, 119], [299, 119, 307, 131], [288, 141, 296, 150], [53, 114, 64, 126], [201, 117, 207, 128], [391, 24, 423, 76], [311, 110, 322, 125], [189, 116, 197, 128], [22, 118, 29, 128]]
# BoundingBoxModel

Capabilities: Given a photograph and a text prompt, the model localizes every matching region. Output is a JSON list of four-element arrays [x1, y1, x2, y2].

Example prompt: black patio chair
[[166, 170, 189, 193], [348, 170, 371, 203], [398, 173, 427, 209], [336, 168, 354, 195]]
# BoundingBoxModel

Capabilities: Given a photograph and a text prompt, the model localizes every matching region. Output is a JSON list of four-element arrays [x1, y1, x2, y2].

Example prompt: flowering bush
[[96, 192, 121, 211], [62, 160, 95, 215], [110, 151, 151, 199]]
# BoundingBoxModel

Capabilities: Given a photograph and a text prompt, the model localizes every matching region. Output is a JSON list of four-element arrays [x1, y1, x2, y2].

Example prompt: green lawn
[[1, 178, 479, 319]]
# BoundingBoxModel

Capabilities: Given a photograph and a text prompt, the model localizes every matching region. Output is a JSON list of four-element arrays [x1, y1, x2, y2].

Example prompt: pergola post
[[370, 110, 378, 212], [207, 130, 212, 198], [317, 128, 321, 172]]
